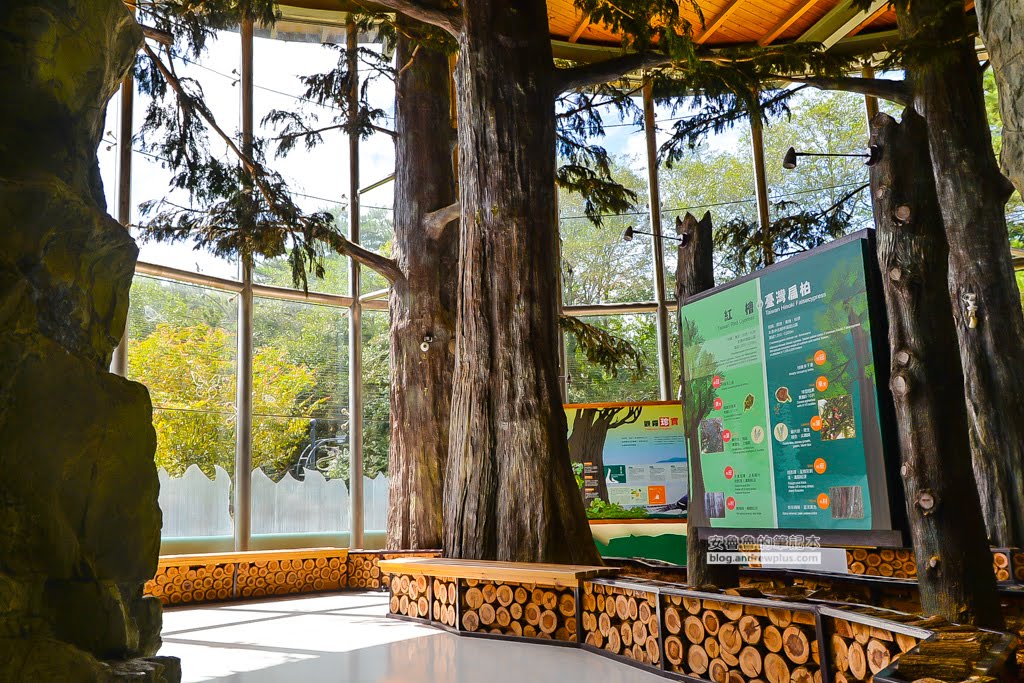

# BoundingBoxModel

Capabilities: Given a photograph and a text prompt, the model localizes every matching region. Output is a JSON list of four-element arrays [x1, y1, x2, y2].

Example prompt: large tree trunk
[[444, 0, 599, 564], [869, 110, 1002, 628], [898, 0, 1024, 546], [977, 0, 1024, 195], [0, 0, 176, 679], [386, 26, 458, 550], [676, 212, 738, 588]]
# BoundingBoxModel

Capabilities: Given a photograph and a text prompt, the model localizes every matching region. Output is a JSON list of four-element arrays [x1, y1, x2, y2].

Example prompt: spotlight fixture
[[783, 145, 882, 170], [621, 226, 685, 244]]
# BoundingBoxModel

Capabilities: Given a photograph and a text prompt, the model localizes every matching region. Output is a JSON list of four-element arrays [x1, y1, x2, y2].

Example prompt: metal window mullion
[[347, 18, 364, 550], [642, 79, 673, 401], [233, 19, 255, 552], [110, 34, 135, 378]]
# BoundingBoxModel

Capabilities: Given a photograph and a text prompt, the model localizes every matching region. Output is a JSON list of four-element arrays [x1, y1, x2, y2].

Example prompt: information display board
[[566, 402, 688, 515], [681, 232, 897, 534]]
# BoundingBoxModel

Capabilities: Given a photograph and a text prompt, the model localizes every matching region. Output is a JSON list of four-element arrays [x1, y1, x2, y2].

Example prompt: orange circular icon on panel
[[814, 350, 827, 365], [815, 376, 829, 392], [810, 416, 822, 431], [813, 458, 827, 474], [817, 493, 831, 509]]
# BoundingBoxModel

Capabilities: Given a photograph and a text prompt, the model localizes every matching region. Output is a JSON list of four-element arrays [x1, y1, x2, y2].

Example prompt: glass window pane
[[98, 93, 120, 213], [252, 32, 349, 294], [130, 31, 240, 279], [558, 99, 655, 306], [126, 276, 238, 542], [362, 310, 391, 532], [564, 313, 660, 403], [251, 298, 350, 541]]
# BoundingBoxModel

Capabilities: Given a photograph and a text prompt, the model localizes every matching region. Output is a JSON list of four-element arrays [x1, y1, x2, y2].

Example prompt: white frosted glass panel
[[363, 475, 389, 532], [158, 465, 232, 538], [251, 469, 349, 534]]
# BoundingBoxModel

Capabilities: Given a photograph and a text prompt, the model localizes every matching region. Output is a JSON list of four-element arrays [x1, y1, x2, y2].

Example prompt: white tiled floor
[[159, 592, 667, 682]]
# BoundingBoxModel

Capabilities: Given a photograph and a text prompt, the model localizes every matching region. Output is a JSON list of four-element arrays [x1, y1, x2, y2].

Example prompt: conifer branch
[[424, 201, 460, 239], [767, 74, 912, 105], [354, 0, 462, 37], [339, 237, 405, 283], [554, 51, 672, 93], [141, 42, 403, 287]]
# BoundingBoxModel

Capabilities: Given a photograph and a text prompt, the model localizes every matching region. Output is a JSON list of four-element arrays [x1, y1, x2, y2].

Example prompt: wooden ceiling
[[546, 0, 897, 50], [279, 1, 975, 61]]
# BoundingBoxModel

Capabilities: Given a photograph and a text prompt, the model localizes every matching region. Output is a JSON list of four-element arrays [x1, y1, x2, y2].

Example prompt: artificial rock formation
[[0, 0, 177, 680]]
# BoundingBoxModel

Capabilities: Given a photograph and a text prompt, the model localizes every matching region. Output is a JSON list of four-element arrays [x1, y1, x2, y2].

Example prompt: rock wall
[[978, 0, 1024, 196], [0, 0, 177, 680]]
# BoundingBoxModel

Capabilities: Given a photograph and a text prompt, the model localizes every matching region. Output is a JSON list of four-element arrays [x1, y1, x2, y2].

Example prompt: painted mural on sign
[[566, 401, 688, 516]]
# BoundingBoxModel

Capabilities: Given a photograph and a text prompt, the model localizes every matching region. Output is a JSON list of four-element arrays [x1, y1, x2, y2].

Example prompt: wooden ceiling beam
[[849, 2, 890, 37], [568, 13, 591, 43], [695, 0, 745, 45], [796, 0, 888, 48], [758, 0, 823, 46]]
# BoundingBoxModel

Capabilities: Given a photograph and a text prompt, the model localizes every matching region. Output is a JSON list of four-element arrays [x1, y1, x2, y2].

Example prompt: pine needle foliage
[[134, 1, 349, 292], [715, 185, 868, 274], [560, 315, 646, 380]]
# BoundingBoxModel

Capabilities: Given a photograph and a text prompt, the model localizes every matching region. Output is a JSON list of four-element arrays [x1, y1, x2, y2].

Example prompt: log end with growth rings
[[916, 490, 936, 514]]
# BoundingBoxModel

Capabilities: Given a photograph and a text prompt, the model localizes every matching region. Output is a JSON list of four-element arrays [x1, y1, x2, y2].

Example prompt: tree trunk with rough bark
[[869, 110, 1002, 628], [976, 0, 1024, 195], [386, 27, 458, 551], [898, 0, 1024, 546], [676, 212, 738, 588], [443, 0, 599, 564], [567, 406, 642, 503]]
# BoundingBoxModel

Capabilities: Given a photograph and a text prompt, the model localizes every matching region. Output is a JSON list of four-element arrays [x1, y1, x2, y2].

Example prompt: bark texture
[[977, 0, 1024, 195], [899, 0, 1024, 546], [444, 0, 599, 564], [870, 110, 1002, 628], [0, 0, 177, 679], [386, 26, 457, 551], [676, 212, 738, 588]]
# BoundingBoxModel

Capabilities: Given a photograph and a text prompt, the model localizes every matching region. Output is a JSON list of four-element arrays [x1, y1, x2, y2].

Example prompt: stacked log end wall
[[459, 578, 577, 643], [388, 573, 432, 621], [146, 562, 233, 605], [581, 580, 662, 669], [431, 576, 459, 629], [348, 551, 442, 590], [235, 556, 345, 598], [661, 589, 821, 683], [844, 546, 1020, 584], [146, 550, 348, 605], [845, 548, 918, 580], [825, 611, 922, 682]]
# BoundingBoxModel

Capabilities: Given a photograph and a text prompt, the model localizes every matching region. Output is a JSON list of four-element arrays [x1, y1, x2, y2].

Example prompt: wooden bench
[[378, 557, 617, 643]]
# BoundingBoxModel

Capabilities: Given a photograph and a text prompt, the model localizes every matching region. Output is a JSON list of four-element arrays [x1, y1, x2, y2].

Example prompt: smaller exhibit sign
[[566, 401, 688, 515]]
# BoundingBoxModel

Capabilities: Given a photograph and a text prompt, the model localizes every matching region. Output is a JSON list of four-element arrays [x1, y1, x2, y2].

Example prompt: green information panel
[[682, 234, 894, 532]]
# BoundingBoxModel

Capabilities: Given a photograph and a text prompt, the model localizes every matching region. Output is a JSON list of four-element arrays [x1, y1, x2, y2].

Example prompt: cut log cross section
[[659, 591, 822, 681], [580, 582, 661, 668], [457, 577, 579, 642]]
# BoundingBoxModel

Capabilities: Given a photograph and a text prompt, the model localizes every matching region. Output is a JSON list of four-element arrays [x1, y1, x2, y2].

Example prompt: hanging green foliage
[[559, 315, 646, 379]]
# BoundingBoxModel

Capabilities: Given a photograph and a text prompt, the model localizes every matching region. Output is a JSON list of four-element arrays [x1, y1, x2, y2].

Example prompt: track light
[[621, 226, 685, 243], [783, 145, 883, 169]]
